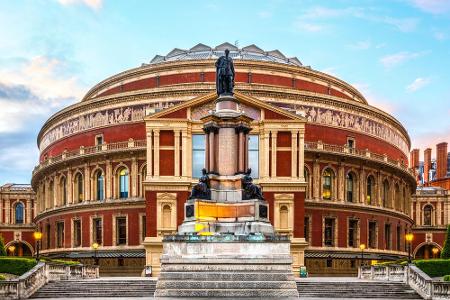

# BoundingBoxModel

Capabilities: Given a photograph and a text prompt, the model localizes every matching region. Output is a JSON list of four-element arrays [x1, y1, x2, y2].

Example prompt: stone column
[[338, 165, 345, 202], [299, 131, 305, 181], [238, 130, 245, 173], [313, 160, 320, 200], [415, 201, 420, 225], [131, 157, 138, 197], [437, 199, 442, 225], [84, 164, 90, 201], [181, 130, 188, 177], [67, 169, 73, 204], [377, 172, 382, 207], [291, 131, 298, 178], [359, 169, 366, 204], [53, 177, 58, 207], [174, 130, 180, 177], [106, 160, 112, 199], [26, 199, 32, 224], [154, 130, 160, 177], [271, 131, 277, 178], [146, 130, 153, 180], [5, 199, 10, 224]]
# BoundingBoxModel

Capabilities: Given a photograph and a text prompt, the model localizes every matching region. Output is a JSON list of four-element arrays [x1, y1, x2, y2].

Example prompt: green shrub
[[444, 275, 450, 282], [0, 257, 37, 276], [40, 257, 80, 265], [0, 236, 6, 256], [375, 258, 407, 266], [441, 225, 450, 259], [0, 274, 6, 281], [414, 259, 450, 277]]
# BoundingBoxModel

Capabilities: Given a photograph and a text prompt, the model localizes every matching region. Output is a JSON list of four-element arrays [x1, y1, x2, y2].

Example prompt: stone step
[[161, 263, 292, 272], [155, 288, 300, 298], [159, 271, 294, 281], [156, 280, 297, 289]]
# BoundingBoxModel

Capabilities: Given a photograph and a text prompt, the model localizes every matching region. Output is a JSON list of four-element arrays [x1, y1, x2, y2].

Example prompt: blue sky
[[0, 0, 449, 184]]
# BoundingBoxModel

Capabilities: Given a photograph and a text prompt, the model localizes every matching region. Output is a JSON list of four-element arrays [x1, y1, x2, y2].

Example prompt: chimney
[[410, 149, 420, 169], [436, 142, 448, 179], [424, 148, 432, 183]]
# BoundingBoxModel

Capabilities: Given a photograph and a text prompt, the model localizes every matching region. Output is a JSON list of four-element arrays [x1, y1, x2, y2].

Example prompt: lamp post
[[432, 247, 439, 258], [92, 242, 99, 265], [360, 243, 366, 266], [405, 233, 414, 264], [8, 245, 16, 256], [33, 231, 42, 261]]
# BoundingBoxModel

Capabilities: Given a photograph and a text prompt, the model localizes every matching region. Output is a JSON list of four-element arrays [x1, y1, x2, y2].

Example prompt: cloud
[[294, 21, 324, 32], [258, 11, 272, 19], [321, 67, 339, 77], [57, 0, 103, 10], [351, 82, 398, 114], [406, 77, 431, 92], [379, 51, 426, 68], [409, 0, 450, 14], [348, 40, 371, 50], [433, 31, 447, 41]]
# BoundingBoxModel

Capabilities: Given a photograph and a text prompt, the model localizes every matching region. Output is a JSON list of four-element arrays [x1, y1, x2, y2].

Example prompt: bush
[[414, 259, 450, 277], [0, 274, 6, 281], [444, 275, 450, 282], [40, 257, 80, 265], [0, 257, 37, 276], [441, 225, 450, 259], [375, 258, 407, 266], [0, 236, 6, 256]]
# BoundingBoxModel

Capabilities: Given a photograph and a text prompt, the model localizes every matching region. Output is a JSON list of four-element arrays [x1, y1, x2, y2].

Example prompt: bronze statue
[[242, 168, 264, 200], [188, 168, 211, 200], [215, 49, 235, 95]]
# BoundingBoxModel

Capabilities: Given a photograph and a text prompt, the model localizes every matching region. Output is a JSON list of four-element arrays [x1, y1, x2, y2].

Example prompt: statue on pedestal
[[215, 49, 235, 96], [188, 168, 211, 200], [242, 168, 264, 200]]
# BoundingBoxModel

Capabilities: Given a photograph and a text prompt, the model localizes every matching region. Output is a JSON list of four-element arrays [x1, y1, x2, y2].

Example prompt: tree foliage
[[0, 235, 6, 256], [441, 225, 450, 259]]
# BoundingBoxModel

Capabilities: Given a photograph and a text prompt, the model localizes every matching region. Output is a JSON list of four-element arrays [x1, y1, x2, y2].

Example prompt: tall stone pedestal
[[155, 235, 299, 298]]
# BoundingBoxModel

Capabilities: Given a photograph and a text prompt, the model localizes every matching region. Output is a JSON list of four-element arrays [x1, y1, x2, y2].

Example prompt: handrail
[[0, 262, 99, 300], [359, 264, 450, 300]]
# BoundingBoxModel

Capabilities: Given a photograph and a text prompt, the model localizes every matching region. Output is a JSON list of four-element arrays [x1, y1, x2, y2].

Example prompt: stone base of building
[[143, 236, 163, 277], [290, 238, 308, 275], [154, 235, 299, 298]]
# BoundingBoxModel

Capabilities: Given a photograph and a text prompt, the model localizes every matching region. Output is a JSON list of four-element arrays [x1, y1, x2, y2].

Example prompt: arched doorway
[[5, 241, 33, 257], [414, 242, 441, 259]]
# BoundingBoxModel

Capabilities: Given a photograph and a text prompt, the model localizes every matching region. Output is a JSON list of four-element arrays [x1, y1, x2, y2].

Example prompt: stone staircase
[[296, 279, 423, 299], [155, 257, 299, 298], [30, 278, 156, 298]]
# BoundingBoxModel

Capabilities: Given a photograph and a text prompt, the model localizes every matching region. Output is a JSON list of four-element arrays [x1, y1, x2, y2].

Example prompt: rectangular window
[[348, 219, 358, 248], [304, 216, 310, 242], [192, 134, 206, 178], [385, 224, 392, 250], [73, 219, 81, 247], [326, 259, 333, 268], [141, 215, 147, 241], [93, 218, 102, 245], [368, 221, 377, 248], [56, 222, 64, 248], [116, 217, 127, 245], [248, 135, 259, 178], [324, 218, 335, 247], [396, 225, 401, 251]]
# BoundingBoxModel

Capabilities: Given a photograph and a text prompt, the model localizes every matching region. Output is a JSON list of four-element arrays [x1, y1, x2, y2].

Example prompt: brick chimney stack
[[436, 142, 448, 179], [424, 148, 432, 183], [410, 149, 420, 169]]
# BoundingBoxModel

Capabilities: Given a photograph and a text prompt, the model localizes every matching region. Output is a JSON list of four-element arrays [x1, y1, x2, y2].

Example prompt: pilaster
[[174, 130, 180, 177], [146, 130, 153, 180], [154, 129, 160, 177], [338, 164, 345, 202], [299, 131, 305, 181], [291, 131, 298, 179], [131, 157, 138, 197], [181, 130, 188, 177], [84, 164, 90, 201], [271, 131, 277, 178], [26, 199, 32, 224], [313, 160, 320, 200], [106, 160, 112, 199], [67, 169, 73, 204]]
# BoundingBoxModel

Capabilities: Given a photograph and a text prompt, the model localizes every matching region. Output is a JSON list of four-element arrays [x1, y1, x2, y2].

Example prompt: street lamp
[[405, 233, 414, 264], [360, 243, 366, 266], [8, 245, 16, 256], [432, 247, 439, 258], [92, 242, 99, 265], [33, 231, 43, 261]]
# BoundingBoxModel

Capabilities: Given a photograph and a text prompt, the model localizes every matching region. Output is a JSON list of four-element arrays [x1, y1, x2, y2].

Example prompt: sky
[[0, 0, 449, 184]]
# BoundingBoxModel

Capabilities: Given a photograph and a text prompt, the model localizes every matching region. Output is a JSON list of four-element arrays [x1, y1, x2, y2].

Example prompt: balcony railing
[[305, 141, 412, 175], [33, 139, 146, 176]]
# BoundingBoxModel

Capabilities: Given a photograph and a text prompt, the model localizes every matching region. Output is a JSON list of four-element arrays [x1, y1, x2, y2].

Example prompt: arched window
[[162, 204, 171, 228], [382, 180, 389, 208], [119, 168, 129, 198], [322, 168, 334, 200], [280, 205, 289, 229], [15, 202, 24, 224], [61, 177, 67, 206], [346, 173, 354, 202], [75, 173, 83, 203], [424, 205, 433, 226], [96, 170, 104, 201], [367, 176, 374, 205]]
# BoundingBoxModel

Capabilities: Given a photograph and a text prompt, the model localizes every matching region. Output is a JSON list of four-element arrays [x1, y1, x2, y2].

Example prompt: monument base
[[155, 235, 299, 298]]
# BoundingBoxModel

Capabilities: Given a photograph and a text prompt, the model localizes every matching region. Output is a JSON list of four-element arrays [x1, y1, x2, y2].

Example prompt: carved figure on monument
[[242, 168, 264, 200], [188, 168, 211, 200], [215, 49, 235, 95]]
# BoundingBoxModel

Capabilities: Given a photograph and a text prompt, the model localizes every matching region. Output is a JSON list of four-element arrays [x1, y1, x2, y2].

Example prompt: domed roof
[[148, 42, 303, 67]]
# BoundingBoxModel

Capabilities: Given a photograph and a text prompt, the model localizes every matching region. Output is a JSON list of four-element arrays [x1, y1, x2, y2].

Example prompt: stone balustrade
[[0, 262, 99, 300], [359, 264, 450, 300]]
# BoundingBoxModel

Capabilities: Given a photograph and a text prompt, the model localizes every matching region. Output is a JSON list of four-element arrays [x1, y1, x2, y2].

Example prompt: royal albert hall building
[[30, 43, 416, 276]]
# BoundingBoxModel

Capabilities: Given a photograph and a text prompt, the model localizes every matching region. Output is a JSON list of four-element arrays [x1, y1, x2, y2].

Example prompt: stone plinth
[[154, 235, 299, 298]]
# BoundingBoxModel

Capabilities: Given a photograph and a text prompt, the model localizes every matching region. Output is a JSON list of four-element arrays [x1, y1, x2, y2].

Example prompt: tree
[[0, 235, 6, 256], [441, 225, 450, 259]]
